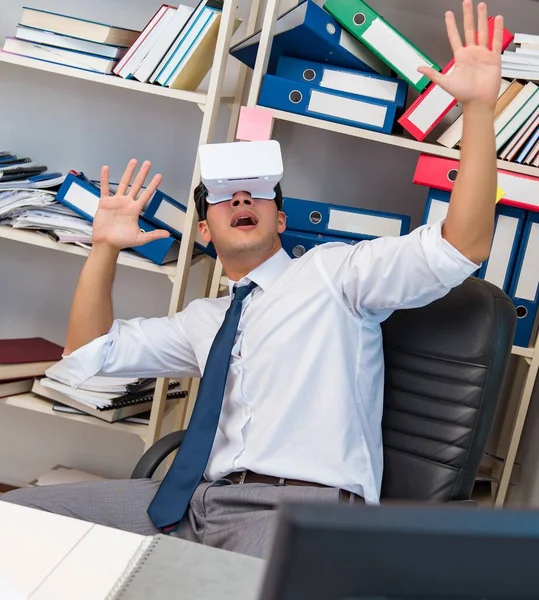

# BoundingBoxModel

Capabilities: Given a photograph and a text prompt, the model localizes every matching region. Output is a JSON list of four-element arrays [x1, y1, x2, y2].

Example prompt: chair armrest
[[130, 430, 186, 479]]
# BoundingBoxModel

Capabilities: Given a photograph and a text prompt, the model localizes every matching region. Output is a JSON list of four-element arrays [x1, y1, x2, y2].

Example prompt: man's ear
[[277, 211, 286, 234], [198, 220, 211, 243]]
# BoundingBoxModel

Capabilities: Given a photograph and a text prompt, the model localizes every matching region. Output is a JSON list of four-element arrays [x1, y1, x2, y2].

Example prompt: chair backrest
[[380, 277, 516, 502]]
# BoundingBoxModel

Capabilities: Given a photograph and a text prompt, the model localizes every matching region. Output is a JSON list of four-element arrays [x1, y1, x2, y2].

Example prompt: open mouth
[[231, 213, 258, 229]]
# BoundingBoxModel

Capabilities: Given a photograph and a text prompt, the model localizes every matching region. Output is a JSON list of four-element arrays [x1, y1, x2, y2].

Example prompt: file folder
[[283, 196, 410, 240], [55, 174, 180, 265], [275, 55, 408, 108], [229, 0, 390, 76], [421, 187, 450, 226], [280, 229, 361, 258], [413, 154, 539, 212], [143, 189, 216, 258], [398, 18, 513, 141], [422, 187, 525, 292], [323, 0, 440, 92], [507, 211, 539, 347], [258, 74, 399, 134]]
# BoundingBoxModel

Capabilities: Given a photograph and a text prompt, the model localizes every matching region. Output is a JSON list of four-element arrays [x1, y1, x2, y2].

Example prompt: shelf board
[[0, 52, 208, 106], [0, 225, 177, 276], [1, 393, 148, 438], [512, 345, 535, 359], [266, 108, 539, 179]]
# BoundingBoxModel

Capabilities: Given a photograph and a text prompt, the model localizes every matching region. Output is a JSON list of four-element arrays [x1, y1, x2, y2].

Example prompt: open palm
[[93, 159, 170, 250], [419, 1, 504, 108]]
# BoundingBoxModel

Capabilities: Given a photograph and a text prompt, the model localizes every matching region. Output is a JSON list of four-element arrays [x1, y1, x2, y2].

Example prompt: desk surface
[[0, 501, 266, 600]]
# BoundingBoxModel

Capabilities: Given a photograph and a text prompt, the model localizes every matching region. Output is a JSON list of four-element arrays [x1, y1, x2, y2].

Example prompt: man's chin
[[219, 237, 273, 258]]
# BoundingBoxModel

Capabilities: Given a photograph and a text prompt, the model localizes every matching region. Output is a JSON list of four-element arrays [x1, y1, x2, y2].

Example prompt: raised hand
[[92, 159, 170, 250], [418, 0, 504, 109]]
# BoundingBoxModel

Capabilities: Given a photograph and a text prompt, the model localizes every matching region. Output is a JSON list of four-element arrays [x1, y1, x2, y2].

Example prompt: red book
[[0, 337, 64, 380], [398, 18, 514, 142], [413, 154, 539, 212]]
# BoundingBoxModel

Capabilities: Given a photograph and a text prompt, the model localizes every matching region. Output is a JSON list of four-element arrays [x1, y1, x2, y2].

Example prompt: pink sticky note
[[236, 106, 274, 141]]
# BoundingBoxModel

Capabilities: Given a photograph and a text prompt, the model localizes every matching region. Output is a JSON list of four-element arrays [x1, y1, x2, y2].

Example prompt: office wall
[[1, 0, 539, 500]]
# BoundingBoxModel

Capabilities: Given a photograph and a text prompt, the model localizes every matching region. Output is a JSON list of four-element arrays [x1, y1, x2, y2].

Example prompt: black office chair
[[131, 277, 516, 503]]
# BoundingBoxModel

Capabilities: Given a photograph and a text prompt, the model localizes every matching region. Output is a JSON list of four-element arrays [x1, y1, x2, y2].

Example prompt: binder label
[[154, 198, 209, 248], [320, 69, 398, 101], [309, 89, 387, 126], [516, 222, 539, 301], [484, 214, 519, 290], [361, 18, 431, 84], [425, 198, 449, 225], [64, 182, 99, 219], [328, 208, 402, 237]]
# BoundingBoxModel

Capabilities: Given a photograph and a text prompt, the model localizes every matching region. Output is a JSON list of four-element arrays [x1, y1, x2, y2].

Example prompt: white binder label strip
[[320, 69, 398, 102], [360, 18, 430, 84], [407, 66, 456, 132], [516, 221, 539, 301], [328, 208, 402, 237], [154, 199, 209, 248], [308, 89, 387, 126], [484, 214, 519, 289]]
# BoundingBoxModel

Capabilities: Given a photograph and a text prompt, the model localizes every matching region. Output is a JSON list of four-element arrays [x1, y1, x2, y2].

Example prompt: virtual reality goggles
[[198, 140, 284, 204]]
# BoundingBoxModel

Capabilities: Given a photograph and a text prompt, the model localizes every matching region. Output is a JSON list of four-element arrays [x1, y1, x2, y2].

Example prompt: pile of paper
[[0, 189, 93, 244]]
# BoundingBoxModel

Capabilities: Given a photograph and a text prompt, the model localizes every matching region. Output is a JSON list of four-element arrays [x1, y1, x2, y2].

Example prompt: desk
[[0, 502, 266, 599]]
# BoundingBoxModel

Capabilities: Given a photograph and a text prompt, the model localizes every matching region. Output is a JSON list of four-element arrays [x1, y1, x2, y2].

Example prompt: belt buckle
[[238, 470, 247, 484]]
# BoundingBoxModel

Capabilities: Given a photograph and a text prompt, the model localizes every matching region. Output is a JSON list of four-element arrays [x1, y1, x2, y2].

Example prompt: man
[[4, 1, 504, 559]]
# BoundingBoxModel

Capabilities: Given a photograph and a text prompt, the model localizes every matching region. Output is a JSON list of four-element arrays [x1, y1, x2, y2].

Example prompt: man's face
[[198, 191, 286, 259]]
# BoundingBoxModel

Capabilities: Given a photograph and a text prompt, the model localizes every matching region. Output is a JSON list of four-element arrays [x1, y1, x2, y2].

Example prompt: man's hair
[[194, 181, 283, 221]]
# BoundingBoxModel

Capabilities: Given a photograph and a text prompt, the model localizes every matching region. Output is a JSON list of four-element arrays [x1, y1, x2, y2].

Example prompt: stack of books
[[1, 7, 139, 75], [34, 358, 188, 423], [1, 1, 235, 92], [114, 0, 238, 92], [501, 33, 539, 82], [437, 78, 539, 167], [0, 336, 64, 399], [230, 0, 443, 135], [0, 150, 64, 190]]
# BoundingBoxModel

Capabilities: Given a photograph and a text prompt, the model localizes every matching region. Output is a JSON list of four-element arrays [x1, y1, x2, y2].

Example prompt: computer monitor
[[258, 501, 539, 600]]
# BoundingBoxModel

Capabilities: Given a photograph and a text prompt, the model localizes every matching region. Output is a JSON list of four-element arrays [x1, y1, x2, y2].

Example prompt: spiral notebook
[[32, 378, 187, 423], [104, 534, 265, 600]]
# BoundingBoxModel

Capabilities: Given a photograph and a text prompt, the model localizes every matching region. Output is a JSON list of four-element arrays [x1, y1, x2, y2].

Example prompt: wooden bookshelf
[[267, 107, 539, 179], [0, 52, 210, 106], [2, 393, 148, 438], [0, 225, 179, 276]]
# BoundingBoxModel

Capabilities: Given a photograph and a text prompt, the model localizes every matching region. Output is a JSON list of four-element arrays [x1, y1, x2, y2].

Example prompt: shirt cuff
[[421, 219, 481, 288], [56, 322, 119, 389]]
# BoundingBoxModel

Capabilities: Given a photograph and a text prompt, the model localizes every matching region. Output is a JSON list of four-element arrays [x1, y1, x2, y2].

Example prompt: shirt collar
[[227, 248, 292, 296]]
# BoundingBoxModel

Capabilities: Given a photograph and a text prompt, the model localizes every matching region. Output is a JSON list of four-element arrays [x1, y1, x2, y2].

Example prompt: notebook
[[104, 534, 265, 600], [32, 378, 187, 423], [0, 337, 64, 380]]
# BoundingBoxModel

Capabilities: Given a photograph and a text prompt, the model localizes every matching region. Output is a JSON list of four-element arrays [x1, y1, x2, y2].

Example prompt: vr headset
[[198, 140, 284, 204]]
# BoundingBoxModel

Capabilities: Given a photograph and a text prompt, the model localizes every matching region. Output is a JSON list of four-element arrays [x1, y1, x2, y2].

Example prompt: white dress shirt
[[62, 220, 478, 504]]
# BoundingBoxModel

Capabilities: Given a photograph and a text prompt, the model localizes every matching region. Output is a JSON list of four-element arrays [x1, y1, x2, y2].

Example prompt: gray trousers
[[1, 478, 346, 559]]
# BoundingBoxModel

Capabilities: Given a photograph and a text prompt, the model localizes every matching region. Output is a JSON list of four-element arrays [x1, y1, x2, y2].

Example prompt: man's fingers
[[117, 159, 138, 196], [129, 160, 152, 199], [445, 11, 463, 54], [137, 229, 171, 246], [492, 14, 505, 54], [463, 0, 476, 46], [477, 2, 489, 47], [100, 166, 110, 199], [137, 173, 163, 206]]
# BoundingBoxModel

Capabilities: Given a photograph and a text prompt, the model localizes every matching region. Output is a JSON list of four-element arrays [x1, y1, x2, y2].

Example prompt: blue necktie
[[147, 280, 258, 532]]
